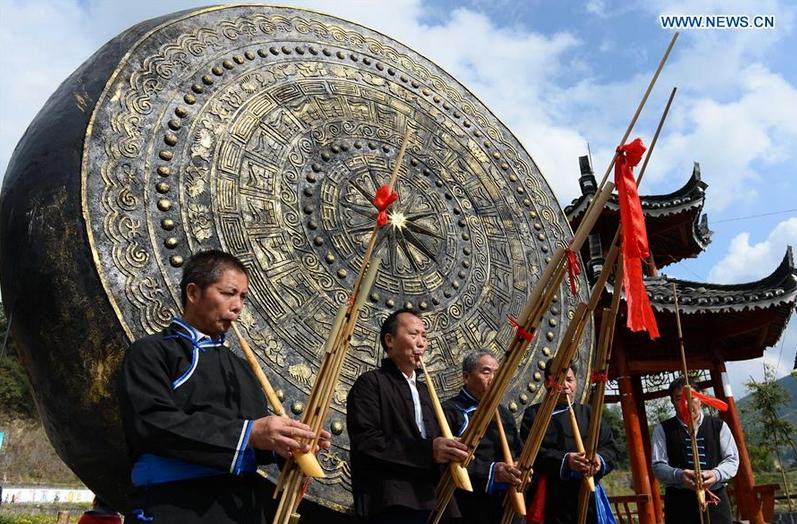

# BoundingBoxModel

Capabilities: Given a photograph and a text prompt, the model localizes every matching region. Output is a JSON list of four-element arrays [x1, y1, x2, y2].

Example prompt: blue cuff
[[560, 453, 569, 479], [232, 419, 254, 475], [486, 462, 509, 494], [561, 453, 587, 481]]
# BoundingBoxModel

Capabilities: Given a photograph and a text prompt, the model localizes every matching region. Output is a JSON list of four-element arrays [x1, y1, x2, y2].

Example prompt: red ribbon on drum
[[373, 184, 398, 226]]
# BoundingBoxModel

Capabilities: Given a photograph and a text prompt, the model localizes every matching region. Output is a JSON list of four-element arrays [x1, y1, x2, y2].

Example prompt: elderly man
[[652, 377, 739, 524], [119, 250, 329, 523], [520, 360, 618, 524], [347, 308, 469, 523], [442, 348, 523, 524]]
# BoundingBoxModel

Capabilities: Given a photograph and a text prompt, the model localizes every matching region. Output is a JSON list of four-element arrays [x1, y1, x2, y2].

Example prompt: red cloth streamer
[[679, 386, 729, 422], [565, 247, 581, 295], [591, 370, 608, 383], [373, 184, 398, 226], [508, 316, 535, 342], [525, 474, 547, 524], [704, 487, 722, 509], [544, 375, 563, 392], [615, 139, 659, 339]]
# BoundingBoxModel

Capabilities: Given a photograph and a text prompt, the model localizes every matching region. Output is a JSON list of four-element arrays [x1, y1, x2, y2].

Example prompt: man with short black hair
[[347, 308, 468, 523], [652, 377, 739, 524], [442, 348, 523, 524], [119, 249, 329, 523], [520, 359, 618, 524]]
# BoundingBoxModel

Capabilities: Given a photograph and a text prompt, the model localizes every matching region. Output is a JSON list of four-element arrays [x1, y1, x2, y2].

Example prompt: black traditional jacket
[[347, 357, 458, 518], [119, 320, 275, 474], [442, 388, 522, 524], [521, 403, 618, 524]]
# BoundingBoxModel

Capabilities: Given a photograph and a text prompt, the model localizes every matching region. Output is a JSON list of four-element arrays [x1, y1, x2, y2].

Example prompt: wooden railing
[[611, 484, 782, 524], [728, 483, 780, 523], [609, 494, 650, 524]]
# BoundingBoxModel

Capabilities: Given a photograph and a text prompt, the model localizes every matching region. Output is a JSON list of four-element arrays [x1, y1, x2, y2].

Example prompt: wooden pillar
[[645, 254, 659, 277], [631, 375, 664, 523], [709, 357, 764, 524], [615, 339, 656, 524]]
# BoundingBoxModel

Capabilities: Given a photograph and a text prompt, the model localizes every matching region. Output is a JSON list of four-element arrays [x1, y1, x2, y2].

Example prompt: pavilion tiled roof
[[642, 247, 796, 315], [607, 247, 796, 363], [566, 162, 708, 220], [565, 163, 713, 265]]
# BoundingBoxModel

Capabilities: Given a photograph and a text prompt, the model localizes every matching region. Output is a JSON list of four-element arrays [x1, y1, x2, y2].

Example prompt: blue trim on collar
[[167, 318, 227, 390]]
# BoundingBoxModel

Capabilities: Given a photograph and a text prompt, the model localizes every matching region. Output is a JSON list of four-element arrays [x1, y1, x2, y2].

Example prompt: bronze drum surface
[[0, 5, 592, 514]]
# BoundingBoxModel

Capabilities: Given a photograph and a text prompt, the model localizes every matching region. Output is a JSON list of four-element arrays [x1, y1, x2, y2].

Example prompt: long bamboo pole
[[418, 357, 473, 491], [567, 392, 596, 492], [272, 127, 412, 524], [495, 410, 526, 516], [432, 33, 679, 524], [497, 75, 679, 524], [231, 322, 324, 478], [673, 283, 707, 524], [575, 85, 678, 524]]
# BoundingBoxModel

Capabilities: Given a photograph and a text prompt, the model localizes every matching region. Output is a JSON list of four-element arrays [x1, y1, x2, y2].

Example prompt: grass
[[0, 504, 90, 524]]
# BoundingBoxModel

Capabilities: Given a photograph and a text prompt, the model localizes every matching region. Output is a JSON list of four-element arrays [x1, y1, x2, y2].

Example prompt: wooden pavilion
[[565, 157, 797, 524]]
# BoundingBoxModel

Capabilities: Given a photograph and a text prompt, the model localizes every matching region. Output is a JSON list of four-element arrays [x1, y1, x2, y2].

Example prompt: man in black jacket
[[442, 348, 523, 524], [347, 308, 469, 523], [521, 360, 618, 524], [119, 250, 329, 523]]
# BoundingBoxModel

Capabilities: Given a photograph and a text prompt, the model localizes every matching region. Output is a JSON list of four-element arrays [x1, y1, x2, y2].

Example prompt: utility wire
[[711, 208, 797, 224]]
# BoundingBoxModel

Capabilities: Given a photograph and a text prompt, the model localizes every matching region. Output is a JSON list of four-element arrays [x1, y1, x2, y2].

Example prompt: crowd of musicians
[[118, 250, 739, 524]]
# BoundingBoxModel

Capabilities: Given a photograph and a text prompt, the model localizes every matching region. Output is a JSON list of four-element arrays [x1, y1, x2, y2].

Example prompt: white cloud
[[585, 0, 607, 18], [644, 64, 797, 210], [726, 312, 797, 399], [708, 217, 797, 283], [0, 0, 588, 204], [0, 0, 95, 174], [2, 0, 796, 217]]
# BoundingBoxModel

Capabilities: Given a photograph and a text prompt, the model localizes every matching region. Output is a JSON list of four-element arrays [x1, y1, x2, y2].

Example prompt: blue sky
[[1, 0, 795, 398]]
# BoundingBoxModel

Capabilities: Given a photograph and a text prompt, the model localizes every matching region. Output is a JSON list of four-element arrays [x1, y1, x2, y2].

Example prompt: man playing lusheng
[[347, 308, 469, 523], [442, 348, 524, 524], [520, 360, 619, 524], [119, 250, 329, 523], [652, 377, 739, 524]]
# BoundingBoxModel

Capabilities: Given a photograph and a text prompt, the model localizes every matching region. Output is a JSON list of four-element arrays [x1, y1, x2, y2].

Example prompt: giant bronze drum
[[0, 5, 592, 516]]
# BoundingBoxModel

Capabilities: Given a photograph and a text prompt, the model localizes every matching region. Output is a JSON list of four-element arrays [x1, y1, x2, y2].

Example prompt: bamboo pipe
[[274, 260, 382, 514], [566, 394, 596, 492], [417, 357, 473, 492], [273, 128, 411, 524], [290, 258, 381, 476], [517, 302, 590, 491], [576, 255, 625, 524], [440, 36, 681, 524], [573, 85, 678, 522], [672, 284, 707, 511], [495, 410, 526, 516], [231, 323, 325, 478]]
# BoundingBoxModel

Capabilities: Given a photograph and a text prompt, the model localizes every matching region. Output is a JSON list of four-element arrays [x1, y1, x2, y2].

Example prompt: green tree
[[0, 305, 37, 419], [646, 396, 673, 427], [603, 405, 629, 469], [743, 365, 797, 511]]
